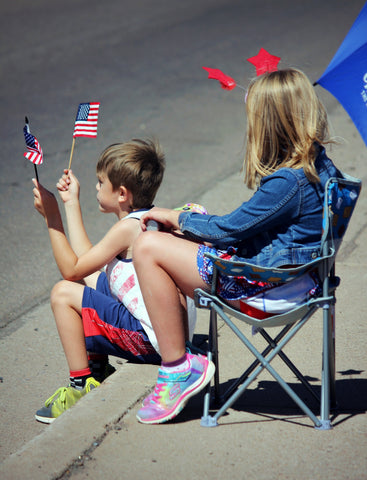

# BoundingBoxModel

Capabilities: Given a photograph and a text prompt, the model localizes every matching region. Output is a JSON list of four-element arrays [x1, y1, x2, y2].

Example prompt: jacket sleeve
[[178, 170, 301, 248]]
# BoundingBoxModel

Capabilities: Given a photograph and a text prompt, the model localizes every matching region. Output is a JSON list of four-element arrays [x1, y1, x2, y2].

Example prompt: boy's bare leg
[[133, 232, 207, 363], [50, 280, 88, 371], [83, 271, 100, 289]]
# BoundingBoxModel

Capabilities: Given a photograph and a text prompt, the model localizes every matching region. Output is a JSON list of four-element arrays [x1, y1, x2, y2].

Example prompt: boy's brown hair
[[97, 138, 165, 209]]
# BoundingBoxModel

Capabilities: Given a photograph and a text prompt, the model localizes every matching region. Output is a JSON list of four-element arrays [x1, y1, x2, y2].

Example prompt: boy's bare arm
[[33, 180, 80, 277], [33, 179, 138, 281], [57, 169, 93, 256]]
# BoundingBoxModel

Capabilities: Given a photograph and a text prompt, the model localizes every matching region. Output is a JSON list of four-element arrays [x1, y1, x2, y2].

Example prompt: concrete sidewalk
[[2, 265, 367, 480], [2, 105, 367, 479]]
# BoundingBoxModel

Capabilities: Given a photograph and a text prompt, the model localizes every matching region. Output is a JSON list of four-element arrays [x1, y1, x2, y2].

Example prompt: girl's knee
[[133, 231, 160, 263]]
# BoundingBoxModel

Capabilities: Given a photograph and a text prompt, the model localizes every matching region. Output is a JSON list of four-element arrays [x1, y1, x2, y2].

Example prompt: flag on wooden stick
[[73, 102, 100, 138]]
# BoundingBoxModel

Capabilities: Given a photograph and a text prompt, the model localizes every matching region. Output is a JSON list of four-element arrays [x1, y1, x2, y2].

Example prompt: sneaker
[[141, 343, 205, 407], [137, 353, 215, 424], [35, 377, 100, 424]]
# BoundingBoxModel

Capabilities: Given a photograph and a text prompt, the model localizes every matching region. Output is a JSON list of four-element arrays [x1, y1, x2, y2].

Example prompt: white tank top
[[104, 210, 197, 353]]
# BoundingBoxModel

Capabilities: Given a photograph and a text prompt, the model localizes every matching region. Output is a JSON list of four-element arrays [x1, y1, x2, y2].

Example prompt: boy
[[32, 138, 165, 423]]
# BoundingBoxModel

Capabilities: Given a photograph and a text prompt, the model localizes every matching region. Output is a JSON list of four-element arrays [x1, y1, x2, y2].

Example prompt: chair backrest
[[320, 173, 362, 257]]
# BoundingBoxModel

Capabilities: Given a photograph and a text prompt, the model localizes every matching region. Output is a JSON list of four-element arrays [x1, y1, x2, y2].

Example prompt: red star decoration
[[202, 67, 237, 90], [247, 48, 281, 76]]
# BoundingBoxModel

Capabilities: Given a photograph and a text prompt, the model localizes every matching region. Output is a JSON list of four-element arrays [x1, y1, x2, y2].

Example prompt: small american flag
[[23, 124, 43, 165], [73, 102, 100, 138]]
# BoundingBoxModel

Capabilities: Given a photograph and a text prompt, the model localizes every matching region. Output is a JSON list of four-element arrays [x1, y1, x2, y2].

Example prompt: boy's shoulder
[[125, 208, 151, 221], [111, 208, 151, 236], [108, 209, 149, 248]]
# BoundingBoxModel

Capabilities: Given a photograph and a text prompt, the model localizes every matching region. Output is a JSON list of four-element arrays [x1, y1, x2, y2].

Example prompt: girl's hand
[[140, 207, 181, 232], [56, 169, 80, 204], [33, 179, 60, 221]]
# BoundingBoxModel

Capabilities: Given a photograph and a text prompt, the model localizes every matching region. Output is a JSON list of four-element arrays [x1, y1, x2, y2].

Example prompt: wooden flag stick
[[68, 137, 75, 171]]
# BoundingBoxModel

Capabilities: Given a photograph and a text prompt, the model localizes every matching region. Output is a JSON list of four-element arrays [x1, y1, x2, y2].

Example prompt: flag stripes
[[73, 102, 100, 138], [23, 125, 43, 165]]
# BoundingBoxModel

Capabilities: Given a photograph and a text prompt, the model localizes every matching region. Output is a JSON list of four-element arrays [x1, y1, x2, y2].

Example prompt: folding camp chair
[[194, 173, 361, 429]]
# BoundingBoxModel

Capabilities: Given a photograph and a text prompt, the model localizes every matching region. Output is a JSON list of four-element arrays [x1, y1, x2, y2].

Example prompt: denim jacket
[[179, 146, 341, 268]]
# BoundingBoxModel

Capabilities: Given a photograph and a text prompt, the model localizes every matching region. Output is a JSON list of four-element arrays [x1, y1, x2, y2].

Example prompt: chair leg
[[201, 307, 220, 427], [199, 298, 333, 429], [259, 329, 321, 403], [329, 303, 337, 409], [220, 324, 292, 401], [219, 324, 320, 405], [210, 308, 220, 401], [208, 306, 323, 428], [317, 302, 334, 430]]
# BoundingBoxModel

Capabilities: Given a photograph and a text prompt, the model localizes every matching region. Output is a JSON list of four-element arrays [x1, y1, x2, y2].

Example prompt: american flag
[[23, 124, 43, 165], [73, 102, 100, 138]]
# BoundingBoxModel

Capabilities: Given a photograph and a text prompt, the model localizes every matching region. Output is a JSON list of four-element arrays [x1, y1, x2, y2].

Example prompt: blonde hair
[[96, 138, 165, 209], [244, 68, 331, 189]]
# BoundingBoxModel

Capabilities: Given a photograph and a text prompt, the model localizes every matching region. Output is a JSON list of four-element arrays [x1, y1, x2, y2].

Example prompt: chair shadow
[[172, 376, 366, 427], [171, 338, 367, 427]]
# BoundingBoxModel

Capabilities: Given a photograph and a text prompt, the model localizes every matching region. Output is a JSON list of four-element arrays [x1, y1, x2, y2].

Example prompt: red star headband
[[202, 48, 281, 91], [202, 67, 241, 90], [246, 48, 281, 76]]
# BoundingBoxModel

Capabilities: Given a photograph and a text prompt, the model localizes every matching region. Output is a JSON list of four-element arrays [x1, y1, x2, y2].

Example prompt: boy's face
[[96, 172, 121, 214]]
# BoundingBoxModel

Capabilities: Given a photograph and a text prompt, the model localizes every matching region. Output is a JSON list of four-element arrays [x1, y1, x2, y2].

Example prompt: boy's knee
[[50, 280, 71, 307]]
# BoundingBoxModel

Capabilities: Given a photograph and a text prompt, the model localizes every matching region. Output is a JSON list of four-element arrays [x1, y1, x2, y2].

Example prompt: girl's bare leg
[[133, 231, 207, 363], [50, 280, 88, 371]]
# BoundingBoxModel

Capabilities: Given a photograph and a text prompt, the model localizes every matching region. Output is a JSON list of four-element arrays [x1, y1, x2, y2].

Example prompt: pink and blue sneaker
[[137, 353, 215, 424]]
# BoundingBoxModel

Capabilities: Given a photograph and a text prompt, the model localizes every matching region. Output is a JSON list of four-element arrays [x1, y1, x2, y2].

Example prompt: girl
[[133, 68, 342, 425]]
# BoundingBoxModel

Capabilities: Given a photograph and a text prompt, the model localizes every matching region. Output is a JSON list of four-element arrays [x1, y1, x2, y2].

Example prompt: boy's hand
[[56, 169, 80, 204], [33, 179, 60, 221]]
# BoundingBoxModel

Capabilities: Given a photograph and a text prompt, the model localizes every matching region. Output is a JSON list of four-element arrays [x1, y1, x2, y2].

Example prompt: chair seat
[[195, 287, 320, 328]]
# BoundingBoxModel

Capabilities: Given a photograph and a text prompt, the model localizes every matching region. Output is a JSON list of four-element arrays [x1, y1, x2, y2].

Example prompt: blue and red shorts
[[82, 273, 160, 364]]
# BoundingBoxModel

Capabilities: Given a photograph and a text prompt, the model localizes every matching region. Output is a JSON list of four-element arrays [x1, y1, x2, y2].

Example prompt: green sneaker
[[35, 377, 100, 424]]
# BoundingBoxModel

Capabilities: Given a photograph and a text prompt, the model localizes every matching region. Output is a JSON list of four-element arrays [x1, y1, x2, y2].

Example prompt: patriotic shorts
[[196, 245, 321, 311], [82, 273, 160, 364], [197, 245, 275, 301]]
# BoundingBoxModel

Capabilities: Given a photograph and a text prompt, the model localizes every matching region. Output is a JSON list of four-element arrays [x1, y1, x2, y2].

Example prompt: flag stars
[[73, 102, 100, 138]]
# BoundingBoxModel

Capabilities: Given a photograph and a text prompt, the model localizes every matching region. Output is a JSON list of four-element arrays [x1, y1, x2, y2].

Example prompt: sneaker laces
[[150, 383, 165, 403], [44, 386, 69, 407]]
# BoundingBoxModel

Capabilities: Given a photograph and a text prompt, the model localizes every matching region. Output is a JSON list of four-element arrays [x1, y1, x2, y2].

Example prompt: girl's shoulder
[[261, 167, 304, 185]]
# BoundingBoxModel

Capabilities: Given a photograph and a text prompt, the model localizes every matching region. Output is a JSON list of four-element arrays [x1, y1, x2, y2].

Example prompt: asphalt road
[[0, 0, 364, 328]]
